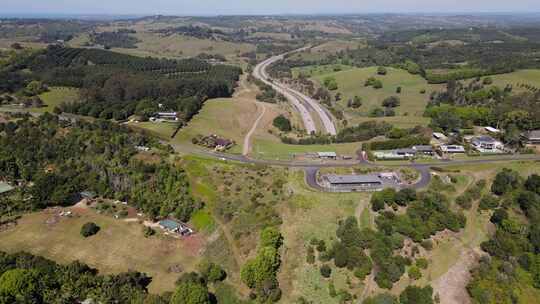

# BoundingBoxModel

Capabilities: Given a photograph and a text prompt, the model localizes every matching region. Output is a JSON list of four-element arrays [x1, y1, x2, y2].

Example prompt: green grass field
[[312, 66, 440, 118], [36, 87, 80, 113], [114, 32, 255, 60], [251, 138, 360, 160], [485, 69, 540, 92], [0, 210, 202, 294]]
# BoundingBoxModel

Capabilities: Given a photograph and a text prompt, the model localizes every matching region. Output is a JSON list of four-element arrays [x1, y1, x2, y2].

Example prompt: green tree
[[399, 285, 433, 304], [272, 115, 292, 132], [260, 226, 283, 249], [0, 269, 40, 303], [408, 266, 422, 280], [170, 280, 210, 304], [81, 222, 100, 238], [491, 169, 520, 195], [320, 264, 332, 278]]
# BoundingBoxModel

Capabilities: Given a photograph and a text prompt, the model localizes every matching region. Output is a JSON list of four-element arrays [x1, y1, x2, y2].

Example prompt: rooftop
[[326, 174, 382, 185], [0, 182, 14, 194], [485, 126, 501, 133], [413, 145, 434, 152], [317, 152, 337, 157], [159, 219, 182, 230], [524, 130, 540, 139], [473, 135, 497, 143]]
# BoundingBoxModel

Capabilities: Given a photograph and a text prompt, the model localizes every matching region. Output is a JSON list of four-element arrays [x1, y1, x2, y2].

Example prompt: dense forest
[[0, 113, 201, 221], [1, 46, 242, 122]]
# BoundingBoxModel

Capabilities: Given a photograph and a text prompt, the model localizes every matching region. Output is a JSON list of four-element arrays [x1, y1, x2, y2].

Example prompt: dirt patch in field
[[432, 248, 483, 304]]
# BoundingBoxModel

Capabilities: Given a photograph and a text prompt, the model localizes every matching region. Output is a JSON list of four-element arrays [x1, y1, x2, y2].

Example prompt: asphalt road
[[252, 48, 337, 135], [186, 146, 540, 192]]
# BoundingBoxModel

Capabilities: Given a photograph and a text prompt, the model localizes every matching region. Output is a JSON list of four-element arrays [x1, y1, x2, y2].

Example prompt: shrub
[[377, 66, 388, 75], [198, 261, 226, 283], [272, 115, 292, 132], [416, 258, 429, 269], [80, 222, 100, 238], [382, 96, 400, 108], [408, 266, 422, 280], [320, 264, 332, 278], [143, 226, 155, 237]]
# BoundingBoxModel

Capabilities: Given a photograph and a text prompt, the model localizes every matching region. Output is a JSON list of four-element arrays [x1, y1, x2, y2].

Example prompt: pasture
[[312, 66, 440, 118]]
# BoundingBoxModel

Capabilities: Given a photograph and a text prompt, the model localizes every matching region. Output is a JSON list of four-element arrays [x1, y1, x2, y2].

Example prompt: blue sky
[[3, 0, 540, 15]]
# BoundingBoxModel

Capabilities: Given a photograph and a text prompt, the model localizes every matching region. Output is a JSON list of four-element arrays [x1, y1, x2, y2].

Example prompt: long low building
[[325, 174, 383, 189]]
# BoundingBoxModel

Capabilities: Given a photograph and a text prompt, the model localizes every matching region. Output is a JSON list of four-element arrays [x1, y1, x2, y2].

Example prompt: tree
[[0, 269, 40, 302], [364, 293, 398, 304], [399, 285, 433, 304], [25, 81, 47, 96], [396, 86, 402, 94], [273, 115, 292, 132], [260, 227, 283, 249], [378, 66, 388, 75], [81, 222, 100, 238], [170, 280, 210, 304], [408, 266, 422, 280], [320, 264, 332, 278], [525, 174, 540, 195], [198, 261, 226, 283], [323, 77, 338, 90], [382, 96, 400, 108], [348, 96, 362, 108], [490, 209, 508, 225], [491, 169, 520, 195]]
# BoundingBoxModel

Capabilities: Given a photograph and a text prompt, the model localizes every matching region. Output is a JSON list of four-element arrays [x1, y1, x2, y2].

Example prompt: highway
[[253, 48, 337, 135]]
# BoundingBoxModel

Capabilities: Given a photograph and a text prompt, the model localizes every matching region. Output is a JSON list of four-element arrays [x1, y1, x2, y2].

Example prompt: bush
[[198, 261, 226, 283], [272, 115, 292, 132], [479, 195, 500, 210], [143, 226, 155, 237], [320, 264, 332, 278], [382, 96, 400, 108], [408, 266, 422, 280], [377, 66, 388, 75], [80, 222, 100, 238], [416, 258, 429, 269], [399, 285, 433, 304]]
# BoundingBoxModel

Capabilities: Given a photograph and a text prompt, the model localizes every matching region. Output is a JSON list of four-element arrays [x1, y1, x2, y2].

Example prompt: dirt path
[[242, 102, 266, 156], [432, 248, 482, 304]]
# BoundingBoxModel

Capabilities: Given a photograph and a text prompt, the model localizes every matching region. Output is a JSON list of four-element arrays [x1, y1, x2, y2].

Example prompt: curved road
[[253, 48, 337, 135], [172, 141, 540, 192]]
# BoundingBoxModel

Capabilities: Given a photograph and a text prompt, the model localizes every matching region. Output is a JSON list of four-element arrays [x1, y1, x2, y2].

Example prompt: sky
[[3, 0, 540, 16]]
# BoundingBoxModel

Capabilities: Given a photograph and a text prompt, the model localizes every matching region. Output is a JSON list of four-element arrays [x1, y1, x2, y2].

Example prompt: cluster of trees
[[0, 113, 201, 221], [0, 251, 158, 303], [89, 30, 140, 49], [2, 46, 241, 122], [281, 121, 392, 145], [252, 78, 286, 104], [241, 227, 284, 302], [365, 77, 383, 89], [0, 251, 230, 304], [426, 79, 539, 137], [309, 189, 459, 292], [467, 171, 540, 303], [366, 136, 430, 150]]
